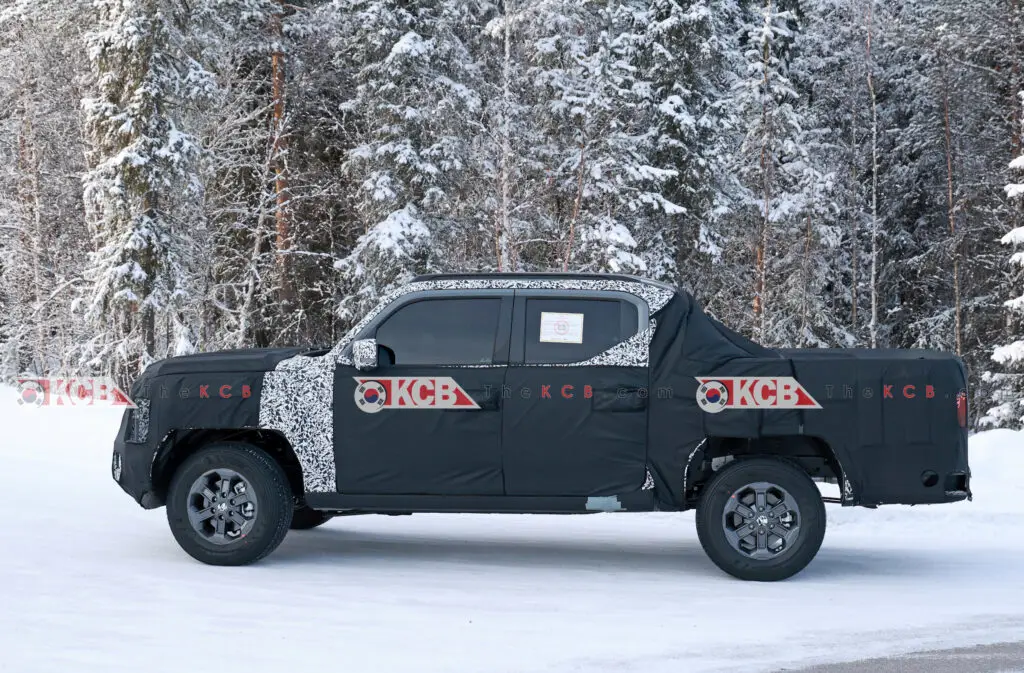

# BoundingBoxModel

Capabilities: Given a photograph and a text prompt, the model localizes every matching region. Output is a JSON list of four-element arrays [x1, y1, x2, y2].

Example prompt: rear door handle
[[592, 388, 647, 412]]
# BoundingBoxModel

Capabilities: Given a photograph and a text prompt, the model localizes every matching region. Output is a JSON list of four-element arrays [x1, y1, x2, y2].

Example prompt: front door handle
[[466, 389, 501, 411]]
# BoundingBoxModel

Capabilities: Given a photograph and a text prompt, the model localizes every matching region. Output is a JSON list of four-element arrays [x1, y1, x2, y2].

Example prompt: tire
[[290, 506, 332, 530], [166, 442, 293, 566], [695, 457, 825, 581]]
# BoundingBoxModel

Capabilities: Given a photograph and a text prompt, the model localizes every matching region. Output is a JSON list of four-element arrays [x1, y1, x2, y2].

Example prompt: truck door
[[333, 291, 512, 495], [502, 290, 650, 496]]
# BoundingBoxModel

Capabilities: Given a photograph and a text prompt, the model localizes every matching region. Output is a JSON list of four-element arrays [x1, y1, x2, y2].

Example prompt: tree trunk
[[866, 0, 880, 348], [940, 50, 963, 356], [271, 4, 294, 309], [800, 210, 813, 344], [754, 0, 773, 342], [496, 3, 514, 271], [562, 143, 587, 272], [849, 25, 860, 329], [17, 87, 47, 373], [140, 189, 158, 368]]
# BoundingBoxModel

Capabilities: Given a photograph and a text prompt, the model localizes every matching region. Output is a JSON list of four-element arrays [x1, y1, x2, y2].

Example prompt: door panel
[[334, 366, 506, 494], [502, 291, 649, 497], [502, 366, 648, 495], [333, 293, 511, 495]]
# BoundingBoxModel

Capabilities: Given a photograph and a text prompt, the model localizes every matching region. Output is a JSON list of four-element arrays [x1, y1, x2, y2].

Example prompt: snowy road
[[2, 399, 1023, 673], [785, 641, 1024, 673]]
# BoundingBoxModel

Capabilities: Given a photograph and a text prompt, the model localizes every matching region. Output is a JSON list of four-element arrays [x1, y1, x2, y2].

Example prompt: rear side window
[[376, 297, 502, 365], [524, 298, 638, 364]]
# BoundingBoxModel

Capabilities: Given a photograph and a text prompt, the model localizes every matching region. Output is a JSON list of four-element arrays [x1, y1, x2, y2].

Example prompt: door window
[[524, 298, 638, 364], [375, 297, 502, 365]]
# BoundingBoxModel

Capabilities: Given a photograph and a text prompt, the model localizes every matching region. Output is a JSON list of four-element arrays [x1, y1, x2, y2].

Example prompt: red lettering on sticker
[[541, 385, 551, 399], [242, 385, 251, 398], [883, 385, 893, 399], [352, 377, 479, 412], [199, 385, 209, 399], [561, 384, 574, 399], [584, 385, 593, 399], [926, 385, 935, 399], [694, 377, 821, 412], [219, 385, 231, 399], [903, 384, 916, 399]]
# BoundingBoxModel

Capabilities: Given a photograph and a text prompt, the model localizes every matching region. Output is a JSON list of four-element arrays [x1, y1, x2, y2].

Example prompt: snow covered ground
[[2, 393, 1023, 673]]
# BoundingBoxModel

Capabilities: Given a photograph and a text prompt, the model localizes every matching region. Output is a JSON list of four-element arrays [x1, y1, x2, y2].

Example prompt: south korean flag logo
[[697, 380, 729, 413], [355, 380, 387, 413]]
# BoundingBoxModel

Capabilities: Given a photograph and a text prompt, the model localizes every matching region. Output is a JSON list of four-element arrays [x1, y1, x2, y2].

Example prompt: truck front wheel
[[695, 457, 826, 581], [166, 443, 293, 566]]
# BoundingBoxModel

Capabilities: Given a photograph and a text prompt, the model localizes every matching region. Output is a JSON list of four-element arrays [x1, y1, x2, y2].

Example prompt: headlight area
[[124, 399, 150, 444], [112, 405, 164, 508]]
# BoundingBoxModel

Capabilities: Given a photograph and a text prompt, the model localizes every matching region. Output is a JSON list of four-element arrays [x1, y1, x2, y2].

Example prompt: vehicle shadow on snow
[[263, 523, 939, 580]]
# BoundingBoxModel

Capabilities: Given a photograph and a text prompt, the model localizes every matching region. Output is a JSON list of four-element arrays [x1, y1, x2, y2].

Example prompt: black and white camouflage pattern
[[334, 277, 674, 365], [259, 355, 337, 493], [642, 469, 655, 491], [262, 276, 675, 494], [351, 338, 377, 369], [132, 399, 150, 443]]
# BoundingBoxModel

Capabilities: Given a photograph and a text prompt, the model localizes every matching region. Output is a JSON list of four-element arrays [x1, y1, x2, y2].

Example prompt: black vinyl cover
[[118, 288, 969, 511], [646, 291, 970, 508]]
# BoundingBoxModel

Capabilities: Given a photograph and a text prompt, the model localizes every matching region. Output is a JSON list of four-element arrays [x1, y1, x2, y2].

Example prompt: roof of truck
[[411, 271, 677, 291]]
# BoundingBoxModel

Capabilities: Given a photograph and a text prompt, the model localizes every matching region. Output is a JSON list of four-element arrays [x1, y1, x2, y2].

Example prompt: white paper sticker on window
[[539, 311, 584, 344]]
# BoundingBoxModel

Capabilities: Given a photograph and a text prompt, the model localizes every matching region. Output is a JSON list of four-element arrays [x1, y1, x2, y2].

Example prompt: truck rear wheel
[[695, 457, 825, 581], [166, 443, 293, 566]]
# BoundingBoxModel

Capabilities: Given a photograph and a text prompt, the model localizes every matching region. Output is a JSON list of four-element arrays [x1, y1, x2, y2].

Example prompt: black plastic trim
[[305, 492, 657, 513]]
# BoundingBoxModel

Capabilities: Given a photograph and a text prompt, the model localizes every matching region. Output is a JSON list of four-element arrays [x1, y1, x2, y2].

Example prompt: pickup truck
[[112, 272, 971, 580]]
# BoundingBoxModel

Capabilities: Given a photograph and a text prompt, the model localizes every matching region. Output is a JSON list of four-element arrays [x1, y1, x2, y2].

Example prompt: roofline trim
[[411, 271, 675, 290]]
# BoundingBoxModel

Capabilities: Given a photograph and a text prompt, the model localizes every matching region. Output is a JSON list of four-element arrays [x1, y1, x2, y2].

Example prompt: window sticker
[[539, 311, 584, 344]]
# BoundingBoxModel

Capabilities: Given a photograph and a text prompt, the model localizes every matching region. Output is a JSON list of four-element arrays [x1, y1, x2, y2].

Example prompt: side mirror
[[352, 338, 379, 371]]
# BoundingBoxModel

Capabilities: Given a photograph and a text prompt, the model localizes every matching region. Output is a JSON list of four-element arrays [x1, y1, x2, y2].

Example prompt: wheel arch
[[152, 429, 304, 506], [684, 434, 847, 507]]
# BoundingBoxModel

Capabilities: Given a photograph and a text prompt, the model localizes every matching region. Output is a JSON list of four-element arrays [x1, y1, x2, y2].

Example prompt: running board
[[821, 496, 842, 504]]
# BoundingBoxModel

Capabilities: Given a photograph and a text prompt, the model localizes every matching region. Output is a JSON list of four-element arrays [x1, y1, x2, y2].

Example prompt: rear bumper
[[854, 436, 971, 506]]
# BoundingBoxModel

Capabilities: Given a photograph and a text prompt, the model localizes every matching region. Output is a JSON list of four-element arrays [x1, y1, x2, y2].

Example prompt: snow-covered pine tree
[[189, 0, 337, 350], [0, 0, 93, 377], [81, 0, 213, 380], [987, 88, 1024, 427], [517, 0, 684, 275], [722, 0, 815, 344], [632, 0, 744, 287], [777, 0, 870, 348], [787, 0, 871, 343], [332, 0, 490, 324]]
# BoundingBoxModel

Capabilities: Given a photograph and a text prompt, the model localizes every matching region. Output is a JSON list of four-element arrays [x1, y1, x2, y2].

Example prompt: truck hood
[[140, 346, 324, 378]]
